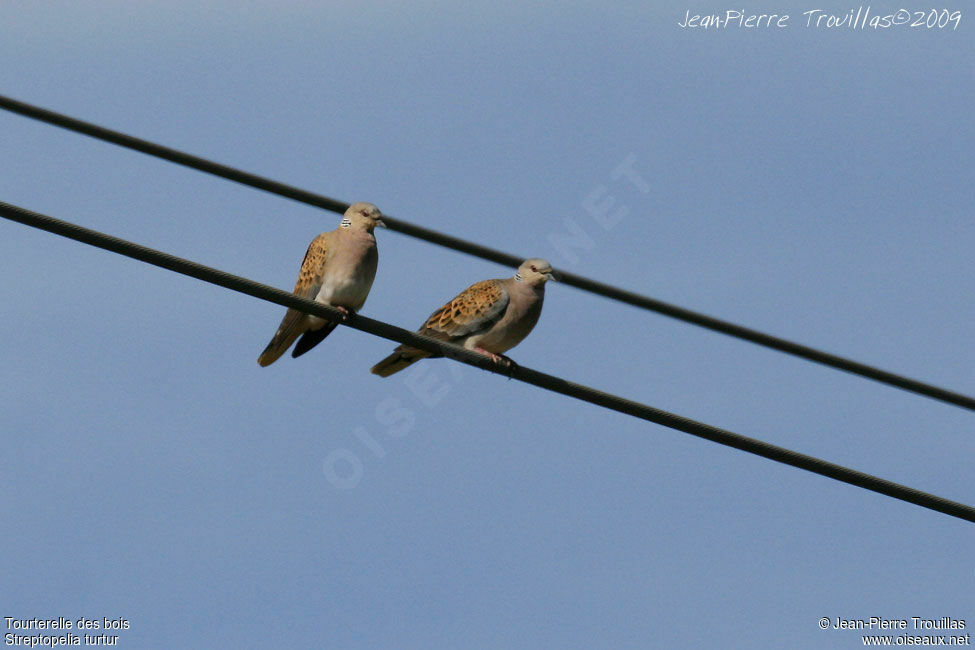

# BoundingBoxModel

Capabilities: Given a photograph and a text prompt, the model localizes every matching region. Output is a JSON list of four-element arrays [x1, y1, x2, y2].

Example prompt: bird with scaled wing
[[371, 258, 556, 377], [258, 202, 385, 366]]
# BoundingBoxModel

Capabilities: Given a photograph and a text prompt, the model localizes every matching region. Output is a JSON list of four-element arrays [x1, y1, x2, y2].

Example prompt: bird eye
[[530, 265, 537, 272]]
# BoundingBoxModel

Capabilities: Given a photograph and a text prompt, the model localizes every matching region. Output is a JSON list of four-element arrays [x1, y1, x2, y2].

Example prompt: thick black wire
[[2, 199, 973, 524], [2, 94, 973, 411]]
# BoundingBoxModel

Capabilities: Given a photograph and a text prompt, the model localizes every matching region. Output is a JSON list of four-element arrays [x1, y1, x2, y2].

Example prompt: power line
[[2, 94, 972, 413], [2, 198, 973, 524]]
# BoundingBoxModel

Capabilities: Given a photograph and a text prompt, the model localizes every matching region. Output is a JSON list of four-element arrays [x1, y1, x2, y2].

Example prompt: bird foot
[[474, 348, 517, 376], [335, 306, 354, 320]]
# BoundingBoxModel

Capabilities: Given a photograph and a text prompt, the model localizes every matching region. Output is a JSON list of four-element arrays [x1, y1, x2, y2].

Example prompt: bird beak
[[546, 270, 558, 282], [376, 219, 387, 228]]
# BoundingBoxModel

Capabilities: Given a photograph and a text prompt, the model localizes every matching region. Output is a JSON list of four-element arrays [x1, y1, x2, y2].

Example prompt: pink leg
[[473, 346, 503, 363], [474, 347, 517, 370]]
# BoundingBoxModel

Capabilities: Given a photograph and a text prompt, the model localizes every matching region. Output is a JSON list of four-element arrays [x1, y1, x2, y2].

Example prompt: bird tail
[[291, 322, 339, 359], [257, 311, 306, 367], [370, 347, 430, 378], [258, 330, 299, 367]]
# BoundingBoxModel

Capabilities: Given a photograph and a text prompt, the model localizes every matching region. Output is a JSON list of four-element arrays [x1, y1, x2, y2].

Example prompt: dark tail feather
[[370, 347, 429, 378], [292, 322, 339, 359]]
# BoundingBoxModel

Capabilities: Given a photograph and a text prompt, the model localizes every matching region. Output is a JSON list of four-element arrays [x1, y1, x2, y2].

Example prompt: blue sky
[[1, 2, 973, 647]]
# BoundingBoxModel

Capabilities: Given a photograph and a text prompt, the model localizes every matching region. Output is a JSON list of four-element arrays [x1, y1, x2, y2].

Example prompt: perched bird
[[371, 258, 555, 377], [258, 202, 385, 367]]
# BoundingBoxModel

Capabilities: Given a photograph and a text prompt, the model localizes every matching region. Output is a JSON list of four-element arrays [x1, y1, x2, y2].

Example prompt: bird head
[[343, 202, 386, 232], [516, 258, 557, 285]]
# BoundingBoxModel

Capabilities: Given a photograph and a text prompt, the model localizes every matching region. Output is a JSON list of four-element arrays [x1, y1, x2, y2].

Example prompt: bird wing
[[420, 279, 509, 341], [370, 278, 508, 377], [257, 232, 330, 366]]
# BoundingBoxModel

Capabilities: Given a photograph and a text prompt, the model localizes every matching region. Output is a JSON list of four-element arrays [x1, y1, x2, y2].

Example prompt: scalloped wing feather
[[257, 232, 330, 366], [420, 279, 509, 340]]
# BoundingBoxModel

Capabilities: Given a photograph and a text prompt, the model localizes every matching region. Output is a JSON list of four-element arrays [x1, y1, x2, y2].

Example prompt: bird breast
[[468, 283, 544, 353], [315, 236, 378, 310]]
